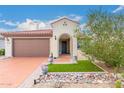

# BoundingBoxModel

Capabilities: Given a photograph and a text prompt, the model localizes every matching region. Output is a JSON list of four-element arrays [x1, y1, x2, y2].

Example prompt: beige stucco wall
[[50, 18, 78, 58]]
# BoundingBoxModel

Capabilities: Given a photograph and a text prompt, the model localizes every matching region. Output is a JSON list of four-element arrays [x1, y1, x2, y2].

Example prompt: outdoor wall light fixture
[[7, 37, 9, 41]]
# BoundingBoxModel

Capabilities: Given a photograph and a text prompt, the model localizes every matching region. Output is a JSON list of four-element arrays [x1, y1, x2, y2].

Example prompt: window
[[63, 22, 67, 26]]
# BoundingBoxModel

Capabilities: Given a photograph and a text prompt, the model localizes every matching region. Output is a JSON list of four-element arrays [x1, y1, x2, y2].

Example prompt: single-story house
[[0, 17, 79, 59]]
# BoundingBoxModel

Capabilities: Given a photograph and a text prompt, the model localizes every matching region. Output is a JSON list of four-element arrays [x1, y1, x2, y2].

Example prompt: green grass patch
[[48, 60, 103, 72]]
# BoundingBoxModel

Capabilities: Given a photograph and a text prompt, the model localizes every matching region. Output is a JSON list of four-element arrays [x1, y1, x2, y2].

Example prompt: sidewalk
[[0, 56, 7, 60]]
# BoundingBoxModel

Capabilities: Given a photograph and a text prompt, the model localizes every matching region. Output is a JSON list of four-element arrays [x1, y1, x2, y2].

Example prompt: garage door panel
[[13, 38, 49, 57]]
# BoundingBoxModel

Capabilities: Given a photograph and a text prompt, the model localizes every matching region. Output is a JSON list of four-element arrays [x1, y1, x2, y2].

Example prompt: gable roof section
[[0, 29, 53, 37], [50, 16, 79, 25]]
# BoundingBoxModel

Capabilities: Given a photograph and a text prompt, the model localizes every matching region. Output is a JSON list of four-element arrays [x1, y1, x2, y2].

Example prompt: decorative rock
[[35, 72, 117, 85]]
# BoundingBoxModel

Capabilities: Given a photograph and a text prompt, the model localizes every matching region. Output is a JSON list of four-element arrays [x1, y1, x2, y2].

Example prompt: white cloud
[[0, 28, 6, 32], [68, 14, 83, 21], [80, 23, 86, 30], [5, 21, 19, 26], [0, 28, 18, 32], [74, 16, 82, 21], [17, 19, 50, 31], [0, 20, 19, 26], [0, 20, 6, 23], [0, 18, 51, 31], [112, 5, 124, 13]]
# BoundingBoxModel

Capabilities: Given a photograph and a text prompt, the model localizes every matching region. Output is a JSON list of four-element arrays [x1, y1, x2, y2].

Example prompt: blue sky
[[0, 5, 124, 31]]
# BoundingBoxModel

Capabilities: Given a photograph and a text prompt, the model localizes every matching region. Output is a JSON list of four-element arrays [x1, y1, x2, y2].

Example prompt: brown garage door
[[13, 38, 49, 57]]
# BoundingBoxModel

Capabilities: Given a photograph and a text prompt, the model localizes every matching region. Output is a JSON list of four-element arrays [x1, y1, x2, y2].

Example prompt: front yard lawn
[[48, 60, 103, 72]]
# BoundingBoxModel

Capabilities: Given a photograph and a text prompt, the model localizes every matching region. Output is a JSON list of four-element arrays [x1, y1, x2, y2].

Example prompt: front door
[[62, 41, 67, 54]]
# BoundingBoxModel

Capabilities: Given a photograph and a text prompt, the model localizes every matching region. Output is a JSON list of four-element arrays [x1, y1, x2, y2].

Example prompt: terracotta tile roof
[[0, 29, 53, 37]]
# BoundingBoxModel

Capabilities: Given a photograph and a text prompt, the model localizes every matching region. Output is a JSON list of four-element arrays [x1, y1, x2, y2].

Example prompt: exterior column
[[5, 37, 12, 57], [72, 37, 77, 63], [51, 36, 59, 58], [50, 37, 53, 55]]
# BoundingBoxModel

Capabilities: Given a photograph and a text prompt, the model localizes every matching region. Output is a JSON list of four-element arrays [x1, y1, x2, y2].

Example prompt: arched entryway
[[59, 33, 72, 55]]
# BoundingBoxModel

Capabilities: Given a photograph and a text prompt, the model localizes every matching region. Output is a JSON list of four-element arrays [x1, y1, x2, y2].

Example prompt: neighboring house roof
[[0, 29, 53, 37], [50, 16, 79, 24]]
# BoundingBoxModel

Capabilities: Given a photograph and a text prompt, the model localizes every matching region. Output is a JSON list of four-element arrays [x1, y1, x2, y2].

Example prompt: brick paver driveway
[[0, 57, 48, 88]]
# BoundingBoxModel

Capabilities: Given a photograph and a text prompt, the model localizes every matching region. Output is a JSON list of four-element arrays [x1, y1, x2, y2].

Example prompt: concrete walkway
[[54, 54, 72, 64], [77, 50, 88, 60], [0, 56, 7, 60]]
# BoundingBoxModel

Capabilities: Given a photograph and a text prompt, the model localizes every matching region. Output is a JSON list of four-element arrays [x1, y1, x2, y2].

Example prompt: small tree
[[76, 9, 124, 72]]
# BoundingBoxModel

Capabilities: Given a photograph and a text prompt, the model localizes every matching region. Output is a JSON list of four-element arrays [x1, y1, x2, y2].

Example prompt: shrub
[[121, 73, 124, 78], [115, 80, 122, 88], [0, 49, 5, 56]]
